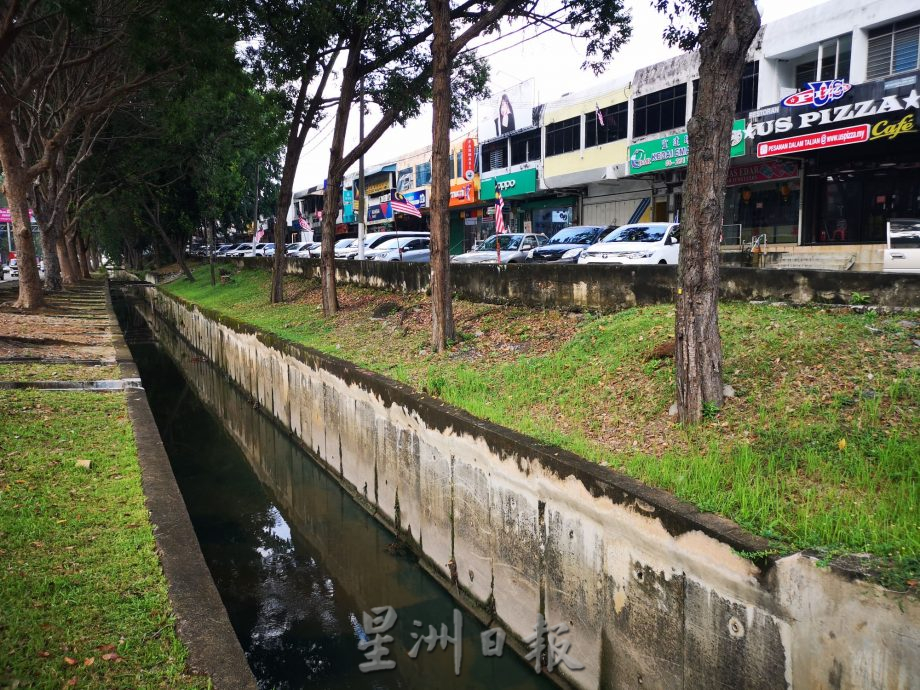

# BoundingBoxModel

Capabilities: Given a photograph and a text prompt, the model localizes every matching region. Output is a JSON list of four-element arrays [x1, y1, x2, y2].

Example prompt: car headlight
[[562, 248, 583, 259], [624, 251, 654, 259]]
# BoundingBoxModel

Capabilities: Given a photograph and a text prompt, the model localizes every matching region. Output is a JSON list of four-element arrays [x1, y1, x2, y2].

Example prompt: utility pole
[[252, 163, 260, 257], [357, 78, 366, 260]]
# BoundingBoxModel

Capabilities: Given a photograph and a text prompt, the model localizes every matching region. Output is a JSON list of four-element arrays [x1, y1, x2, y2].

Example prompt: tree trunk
[[76, 232, 91, 279], [0, 140, 43, 308], [65, 234, 81, 282], [207, 221, 216, 286], [56, 232, 78, 285], [675, 0, 760, 423], [320, 46, 361, 316], [428, 0, 455, 351], [151, 219, 195, 281], [271, 148, 300, 304], [34, 209, 63, 292]]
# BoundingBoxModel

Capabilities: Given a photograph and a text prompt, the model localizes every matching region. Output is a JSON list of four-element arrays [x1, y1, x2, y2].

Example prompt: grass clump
[[166, 265, 920, 586], [0, 390, 210, 689]]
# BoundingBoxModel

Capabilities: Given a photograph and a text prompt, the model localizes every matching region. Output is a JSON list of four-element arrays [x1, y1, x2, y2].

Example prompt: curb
[[105, 281, 257, 690]]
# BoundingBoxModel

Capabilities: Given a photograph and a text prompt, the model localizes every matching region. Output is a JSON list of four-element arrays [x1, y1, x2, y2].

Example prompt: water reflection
[[120, 294, 552, 690]]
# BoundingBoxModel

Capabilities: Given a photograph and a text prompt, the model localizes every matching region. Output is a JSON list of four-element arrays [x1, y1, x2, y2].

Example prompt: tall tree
[[427, 0, 631, 351], [656, 0, 761, 422], [234, 0, 344, 304]]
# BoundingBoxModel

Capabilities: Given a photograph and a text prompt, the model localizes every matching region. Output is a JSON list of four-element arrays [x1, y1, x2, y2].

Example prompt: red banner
[[462, 138, 476, 181], [756, 124, 870, 158], [727, 160, 799, 187]]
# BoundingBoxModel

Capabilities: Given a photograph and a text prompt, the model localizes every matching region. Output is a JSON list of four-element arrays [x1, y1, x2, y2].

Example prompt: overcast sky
[[292, 0, 828, 191]]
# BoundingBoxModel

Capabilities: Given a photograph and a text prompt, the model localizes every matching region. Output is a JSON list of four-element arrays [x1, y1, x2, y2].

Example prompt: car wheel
[[658, 259, 667, 264]]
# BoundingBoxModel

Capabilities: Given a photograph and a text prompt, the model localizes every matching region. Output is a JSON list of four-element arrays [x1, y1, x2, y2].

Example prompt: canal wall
[[141, 286, 920, 690], [235, 256, 920, 311]]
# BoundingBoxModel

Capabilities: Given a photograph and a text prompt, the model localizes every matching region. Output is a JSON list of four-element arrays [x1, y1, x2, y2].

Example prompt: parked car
[[369, 236, 431, 262], [253, 243, 269, 256], [226, 243, 254, 257], [333, 238, 359, 259], [215, 244, 236, 256], [262, 243, 277, 256], [577, 223, 680, 265], [451, 233, 548, 264], [527, 225, 607, 263], [883, 218, 920, 273], [291, 242, 322, 258], [340, 231, 429, 260]]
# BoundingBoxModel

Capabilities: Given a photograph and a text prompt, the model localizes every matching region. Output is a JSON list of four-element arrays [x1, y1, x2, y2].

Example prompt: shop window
[[737, 62, 759, 112], [545, 117, 580, 157], [510, 130, 541, 165], [455, 152, 462, 178], [868, 15, 920, 79], [724, 180, 800, 245], [415, 161, 432, 186], [482, 140, 506, 172], [585, 102, 627, 147], [633, 84, 686, 138]]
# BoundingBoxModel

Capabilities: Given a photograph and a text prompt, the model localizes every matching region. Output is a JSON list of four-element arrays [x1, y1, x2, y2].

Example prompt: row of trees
[[0, 0, 286, 306], [1, 0, 759, 423]]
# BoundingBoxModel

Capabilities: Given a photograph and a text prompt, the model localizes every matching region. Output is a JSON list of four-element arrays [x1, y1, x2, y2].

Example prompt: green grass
[[167, 265, 920, 585], [0, 363, 123, 382], [0, 390, 211, 688]]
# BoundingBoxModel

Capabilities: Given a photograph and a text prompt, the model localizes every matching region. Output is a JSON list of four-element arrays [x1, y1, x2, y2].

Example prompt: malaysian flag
[[494, 193, 506, 234], [595, 103, 605, 127], [390, 192, 421, 218], [298, 214, 309, 230]]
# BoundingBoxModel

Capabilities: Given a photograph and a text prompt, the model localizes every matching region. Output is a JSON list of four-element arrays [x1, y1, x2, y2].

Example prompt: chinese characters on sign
[[357, 606, 583, 676], [628, 119, 746, 175]]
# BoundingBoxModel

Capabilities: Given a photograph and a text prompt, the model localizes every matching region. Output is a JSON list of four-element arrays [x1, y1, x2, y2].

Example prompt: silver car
[[369, 236, 431, 262], [451, 233, 548, 264]]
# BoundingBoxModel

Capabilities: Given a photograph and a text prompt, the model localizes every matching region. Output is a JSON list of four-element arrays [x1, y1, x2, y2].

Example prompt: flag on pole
[[595, 103, 605, 127], [390, 192, 422, 218], [298, 214, 309, 230], [254, 228, 264, 243], [494, 193, 506, 234]]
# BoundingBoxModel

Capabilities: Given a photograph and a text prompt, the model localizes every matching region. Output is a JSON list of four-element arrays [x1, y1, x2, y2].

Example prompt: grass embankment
[[168, 265, 919, 586], [0, 389, 210, 689]]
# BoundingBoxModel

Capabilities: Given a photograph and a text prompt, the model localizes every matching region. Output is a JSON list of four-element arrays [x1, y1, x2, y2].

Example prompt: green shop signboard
[[481, 168, 538, 200], [628, 119, 746, 175]]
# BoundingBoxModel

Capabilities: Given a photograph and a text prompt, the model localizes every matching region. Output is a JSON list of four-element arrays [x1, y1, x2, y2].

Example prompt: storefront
[[448, 180, 481, 253], [722, 159, 801, 244], [627, 120, 747, 225], [748, 71, 920, 247], [480, 168, 576, 240]]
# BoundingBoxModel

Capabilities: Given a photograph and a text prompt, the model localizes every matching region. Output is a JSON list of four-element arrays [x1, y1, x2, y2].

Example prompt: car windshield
[[601, 226, 667, 243], [547, 227, 599, 245], [335, 239, 355, 249], [477, 235, 523, 251]]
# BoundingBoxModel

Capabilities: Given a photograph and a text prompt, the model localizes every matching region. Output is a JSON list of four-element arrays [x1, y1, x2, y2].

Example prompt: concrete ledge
[[105, 283, 256, 690], [139, 285, 920, 690], [239, 256, 920, 310]]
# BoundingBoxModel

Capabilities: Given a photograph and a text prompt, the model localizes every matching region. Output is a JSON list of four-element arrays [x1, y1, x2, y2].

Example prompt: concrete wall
[[143, 286, 920, 690], [250, 257, 920, 310]]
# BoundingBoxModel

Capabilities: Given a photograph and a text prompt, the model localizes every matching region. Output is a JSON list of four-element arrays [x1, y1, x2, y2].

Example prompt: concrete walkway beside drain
[[0, 279, 256, 689]]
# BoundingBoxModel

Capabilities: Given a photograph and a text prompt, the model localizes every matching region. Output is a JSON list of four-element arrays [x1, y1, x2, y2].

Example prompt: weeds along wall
[[234, 257, 920, 311], [141, 285, 919, 690]]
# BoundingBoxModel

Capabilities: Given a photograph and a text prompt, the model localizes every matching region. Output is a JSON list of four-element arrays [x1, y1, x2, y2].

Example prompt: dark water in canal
[[115, 291, 553, 690]]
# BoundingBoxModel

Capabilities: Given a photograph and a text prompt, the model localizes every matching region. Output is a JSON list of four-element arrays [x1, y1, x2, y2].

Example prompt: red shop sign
[[727, 160, 799, 187], [462, 138, 476, 182], [756, 124, 870, 158]]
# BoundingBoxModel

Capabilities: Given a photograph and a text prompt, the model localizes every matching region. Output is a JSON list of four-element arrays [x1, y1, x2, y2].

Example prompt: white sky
[[292, 0, 828, 191]]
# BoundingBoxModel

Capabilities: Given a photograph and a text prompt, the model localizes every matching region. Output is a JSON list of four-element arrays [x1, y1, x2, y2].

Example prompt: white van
[[884, 219, 920, 273]]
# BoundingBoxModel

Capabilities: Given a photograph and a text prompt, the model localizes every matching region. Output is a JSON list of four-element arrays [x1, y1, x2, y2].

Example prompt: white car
[[368, 236, 431, 261], [883, 218, 920, 273], [226, 243, 254, 257], [340, 232, 429, 260], [291, 241, 321, 258], [577, 223, 680, 265], [451, 233, 548, 264]]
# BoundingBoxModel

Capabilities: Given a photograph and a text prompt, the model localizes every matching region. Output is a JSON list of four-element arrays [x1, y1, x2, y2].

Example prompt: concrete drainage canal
[[112, 288, 555, 690]]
